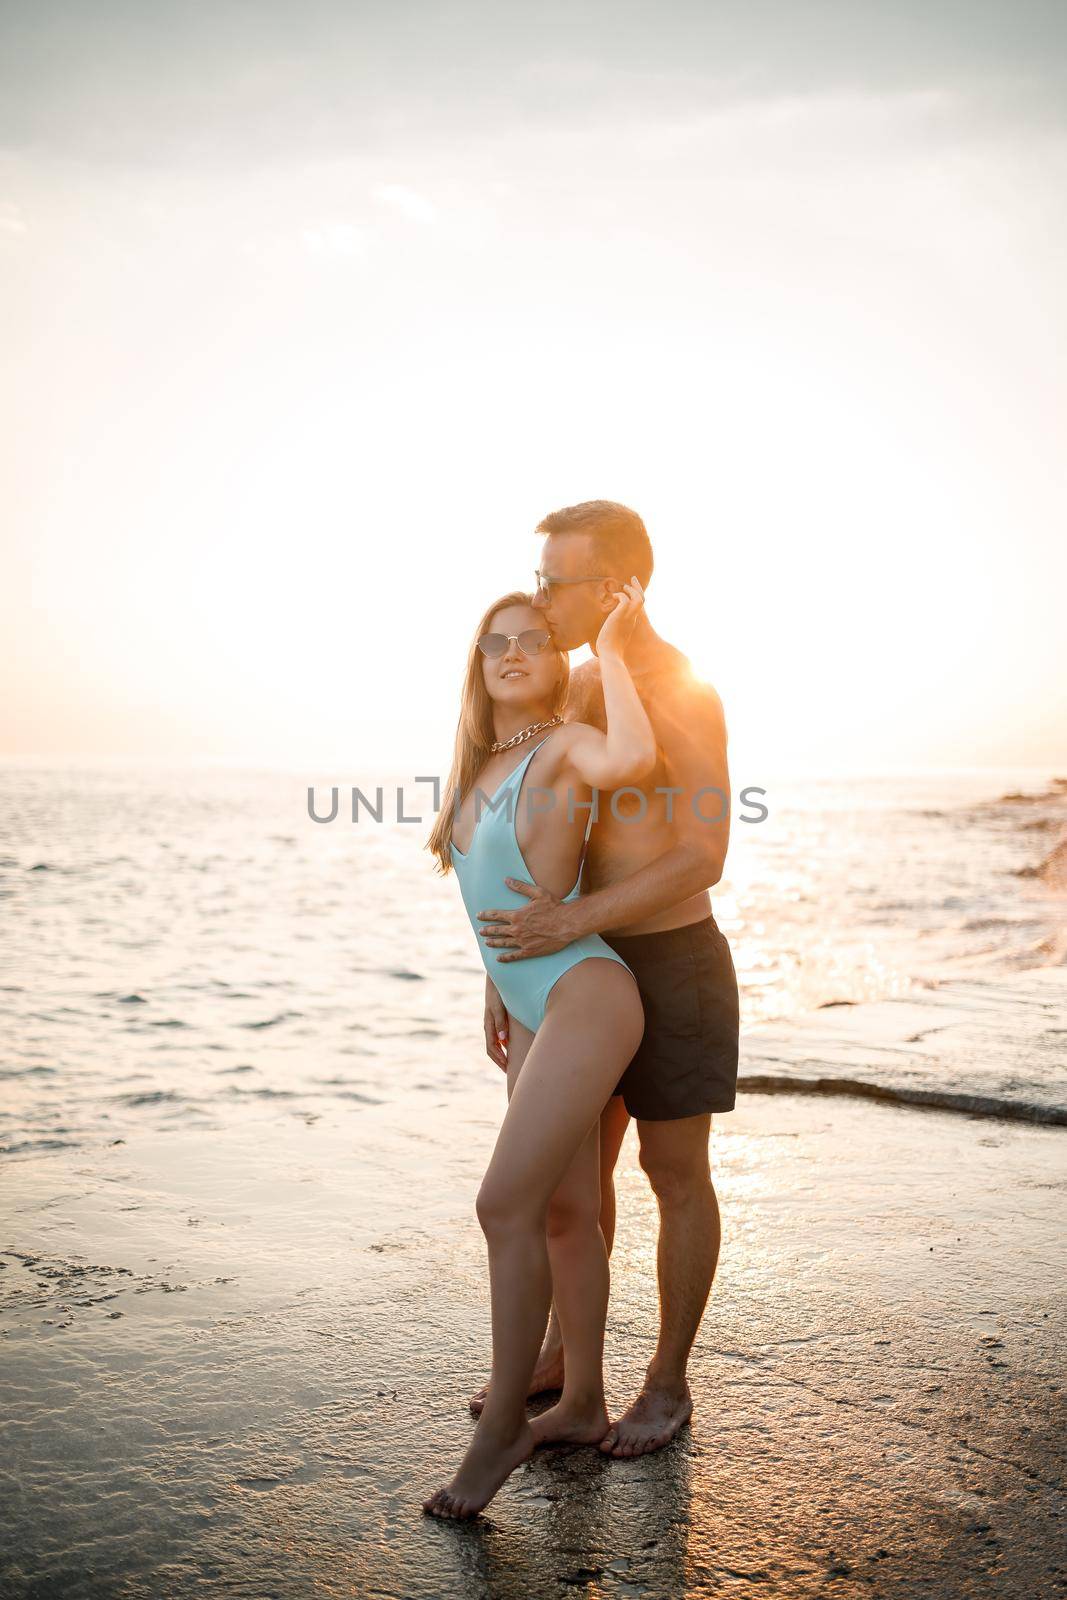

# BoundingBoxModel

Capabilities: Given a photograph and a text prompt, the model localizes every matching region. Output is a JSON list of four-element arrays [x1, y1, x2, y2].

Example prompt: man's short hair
[[536, 499, 653, 588]]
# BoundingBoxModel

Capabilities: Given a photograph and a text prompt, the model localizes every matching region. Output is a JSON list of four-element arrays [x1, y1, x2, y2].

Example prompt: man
[[472, 499, 739, 1457]]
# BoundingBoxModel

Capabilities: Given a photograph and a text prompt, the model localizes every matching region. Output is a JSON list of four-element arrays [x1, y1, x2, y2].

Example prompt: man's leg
[[599, 1112, 719, 1457], [468, 1094, 630, 1415], [598, 1093, 631, 1248], [539, 1093, 631, 1367]]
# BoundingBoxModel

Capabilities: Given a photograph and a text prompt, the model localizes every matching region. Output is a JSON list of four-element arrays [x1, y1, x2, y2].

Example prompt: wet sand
[[3, 979, 1066, 1599]]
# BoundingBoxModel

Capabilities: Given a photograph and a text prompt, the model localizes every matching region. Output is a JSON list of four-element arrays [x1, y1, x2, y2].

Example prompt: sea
[[1, 763, 1064, 1159]]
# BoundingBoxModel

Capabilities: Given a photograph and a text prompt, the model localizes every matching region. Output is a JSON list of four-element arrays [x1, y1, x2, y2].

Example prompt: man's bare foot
[[468, 1349, 564, 1417], [598, 1382, 693, 1458], [529, 1393, 610, 1448], [423, 1417, 535, 1521]]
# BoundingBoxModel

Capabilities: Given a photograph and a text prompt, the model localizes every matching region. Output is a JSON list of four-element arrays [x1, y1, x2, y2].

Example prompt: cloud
[[0, 203, 28, 235], [371, 183, 437, 224], [1, 0, 1065, 176]]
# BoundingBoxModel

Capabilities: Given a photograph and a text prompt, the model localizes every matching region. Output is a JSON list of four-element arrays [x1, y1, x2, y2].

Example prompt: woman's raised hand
[[597, 576, 645, 659]]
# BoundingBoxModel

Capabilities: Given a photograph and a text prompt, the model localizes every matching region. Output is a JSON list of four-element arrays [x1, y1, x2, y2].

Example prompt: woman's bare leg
[[467, 1092, 631, 1416], [424, 961, 642, 1519], [466, 1018, 546, 1416]]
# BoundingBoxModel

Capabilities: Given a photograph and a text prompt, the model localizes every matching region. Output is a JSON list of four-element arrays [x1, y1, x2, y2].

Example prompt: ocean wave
[[240, 1011, 305, 1029], [111, 1090, 188, 1107], [224, 1085, 299, 1098], [962, 916, 1041, 931], [0, 1137, 81, 1155]]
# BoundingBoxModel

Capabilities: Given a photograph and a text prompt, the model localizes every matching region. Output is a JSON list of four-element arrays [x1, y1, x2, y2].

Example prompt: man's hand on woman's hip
[[478, 881, 579, 961]]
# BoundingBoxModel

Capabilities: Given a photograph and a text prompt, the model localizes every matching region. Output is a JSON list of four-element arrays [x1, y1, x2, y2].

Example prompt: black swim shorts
[[602, 914, 739, 1120]]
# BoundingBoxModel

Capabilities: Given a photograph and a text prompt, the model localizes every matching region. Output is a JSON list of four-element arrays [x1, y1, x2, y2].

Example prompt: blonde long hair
[[426, 591, 569, 875]]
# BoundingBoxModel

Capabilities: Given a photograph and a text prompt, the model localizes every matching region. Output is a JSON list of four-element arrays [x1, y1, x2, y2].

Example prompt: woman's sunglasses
[[476, 629, 552, 658]]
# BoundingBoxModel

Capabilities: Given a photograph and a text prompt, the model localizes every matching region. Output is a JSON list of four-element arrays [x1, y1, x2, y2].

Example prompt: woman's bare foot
[[423, 1416, 535, 1521], [468, 1347, 565, 1417], [529, 1393, 610, 1448], [598, 1381, 693, 1457]]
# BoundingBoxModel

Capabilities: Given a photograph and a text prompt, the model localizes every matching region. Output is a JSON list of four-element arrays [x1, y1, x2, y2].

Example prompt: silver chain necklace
[[489, 714, 563, 754]]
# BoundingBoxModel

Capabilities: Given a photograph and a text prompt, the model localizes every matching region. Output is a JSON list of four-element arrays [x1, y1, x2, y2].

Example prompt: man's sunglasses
[[476, 629, 552, 658], [534, 571, 613, 596]]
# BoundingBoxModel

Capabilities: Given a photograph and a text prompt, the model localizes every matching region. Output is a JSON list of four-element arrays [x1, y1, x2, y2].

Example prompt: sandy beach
[[3, 970, 1065, 1599]]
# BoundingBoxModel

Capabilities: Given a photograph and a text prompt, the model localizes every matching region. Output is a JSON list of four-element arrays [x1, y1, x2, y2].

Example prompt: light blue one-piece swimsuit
[[451, 734, 632, 1032]]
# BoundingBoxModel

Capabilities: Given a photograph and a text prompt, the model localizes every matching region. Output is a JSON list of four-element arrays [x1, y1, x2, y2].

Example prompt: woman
[[423, 580, 654, 1519]]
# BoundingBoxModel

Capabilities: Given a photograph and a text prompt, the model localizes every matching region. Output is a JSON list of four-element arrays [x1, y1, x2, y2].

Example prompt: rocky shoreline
[[740, 968, 1067, 1125]]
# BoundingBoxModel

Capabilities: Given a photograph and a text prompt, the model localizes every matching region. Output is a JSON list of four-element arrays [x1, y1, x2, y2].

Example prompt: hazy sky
[[2, 0, 1065, 776]]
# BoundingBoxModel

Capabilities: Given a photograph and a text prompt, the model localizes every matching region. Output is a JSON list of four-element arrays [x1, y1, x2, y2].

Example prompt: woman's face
[[480, 604, 562, 710]]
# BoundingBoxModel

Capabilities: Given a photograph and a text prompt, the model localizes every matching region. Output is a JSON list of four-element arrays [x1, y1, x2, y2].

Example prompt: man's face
[[532, 532, 615, 652]]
